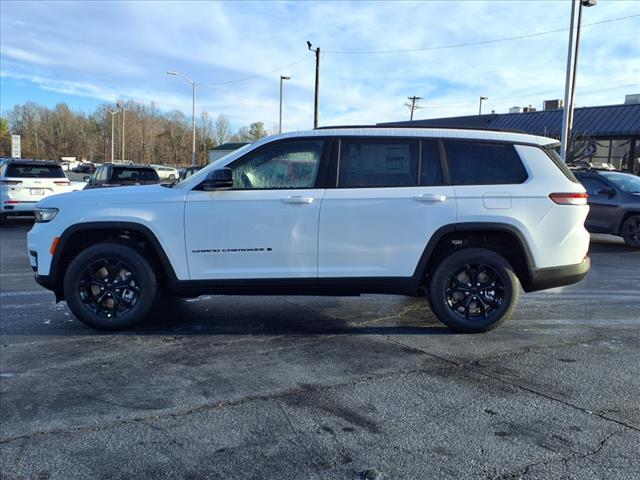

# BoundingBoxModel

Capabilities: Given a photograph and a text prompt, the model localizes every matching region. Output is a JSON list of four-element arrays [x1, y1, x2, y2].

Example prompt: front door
[[580, 176, 621, 232], [185, 138, 328, 280]]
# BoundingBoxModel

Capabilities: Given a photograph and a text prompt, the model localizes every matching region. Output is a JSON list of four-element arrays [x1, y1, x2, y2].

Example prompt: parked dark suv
[[573, 169, 640, 248], [84, 164, 160, 189]]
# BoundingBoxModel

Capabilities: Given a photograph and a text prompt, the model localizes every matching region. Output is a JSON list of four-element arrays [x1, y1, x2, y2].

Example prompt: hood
[[36, 184, 186, 208]]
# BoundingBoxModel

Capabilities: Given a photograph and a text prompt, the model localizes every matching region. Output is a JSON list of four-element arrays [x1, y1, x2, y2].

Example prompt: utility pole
[[479, 96, 488, 115], [307, 41, 320, 129], [103, 107, 117, 163], [560, 0, 597, 161], [405, 96, 423, 121]]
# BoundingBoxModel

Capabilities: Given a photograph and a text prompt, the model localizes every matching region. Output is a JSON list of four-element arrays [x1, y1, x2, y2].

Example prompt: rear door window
[[6, 164, 66, 178], [444, 141, 528, 185], [338, 138, 418, 188]]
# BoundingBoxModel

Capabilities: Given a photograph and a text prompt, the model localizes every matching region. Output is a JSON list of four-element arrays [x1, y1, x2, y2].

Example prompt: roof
[[382, 104, 640, 138], [264, 127, 557, 147], [4, 159, 62, 166], [210, 143, 250, 151]]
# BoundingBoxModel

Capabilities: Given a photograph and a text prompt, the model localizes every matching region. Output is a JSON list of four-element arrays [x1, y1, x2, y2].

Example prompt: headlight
[[34, 208, 59, 223]]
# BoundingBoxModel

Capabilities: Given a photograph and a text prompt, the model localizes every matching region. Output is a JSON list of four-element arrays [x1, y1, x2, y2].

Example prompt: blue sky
[[1, 0, 638, 132]]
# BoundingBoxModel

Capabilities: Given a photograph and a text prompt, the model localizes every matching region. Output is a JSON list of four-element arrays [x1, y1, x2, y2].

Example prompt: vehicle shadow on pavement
[[137, 297, 453, 337]]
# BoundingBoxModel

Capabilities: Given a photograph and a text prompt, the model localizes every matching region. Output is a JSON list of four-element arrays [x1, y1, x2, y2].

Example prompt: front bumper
[[526, 257, 590, 292]]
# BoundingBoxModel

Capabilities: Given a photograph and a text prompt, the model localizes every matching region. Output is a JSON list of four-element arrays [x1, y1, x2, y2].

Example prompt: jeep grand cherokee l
[[27, 127, 590, 333]]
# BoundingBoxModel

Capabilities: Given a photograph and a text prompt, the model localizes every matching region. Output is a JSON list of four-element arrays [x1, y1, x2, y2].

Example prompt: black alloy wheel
[[445, 263, 505, 320], [621, 215, 640, 249], [64, 243, 157, 330], [428, 248, 520, 333], [78, 257, 141, 318]]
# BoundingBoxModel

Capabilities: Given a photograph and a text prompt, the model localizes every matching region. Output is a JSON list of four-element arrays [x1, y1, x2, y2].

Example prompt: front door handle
[[282, 196, 315, 204], [414, 194, 446, 203]]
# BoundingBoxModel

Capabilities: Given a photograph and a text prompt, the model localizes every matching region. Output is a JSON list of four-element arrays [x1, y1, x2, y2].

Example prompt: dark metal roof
[[380, 114, 498, 129], [381, 104, 640, 138]]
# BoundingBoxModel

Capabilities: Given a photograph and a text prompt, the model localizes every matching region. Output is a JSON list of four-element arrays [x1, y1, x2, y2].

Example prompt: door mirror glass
[[199, 168, 233, 191]]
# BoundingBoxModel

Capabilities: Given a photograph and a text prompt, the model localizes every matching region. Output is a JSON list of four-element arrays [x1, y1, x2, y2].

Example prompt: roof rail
[[315, 124, 527, 134]]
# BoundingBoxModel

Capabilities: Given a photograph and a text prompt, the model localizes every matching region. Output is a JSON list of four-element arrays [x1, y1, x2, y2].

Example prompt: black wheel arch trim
[[412, 222, 536, 288], [48, 221, 179, 300]]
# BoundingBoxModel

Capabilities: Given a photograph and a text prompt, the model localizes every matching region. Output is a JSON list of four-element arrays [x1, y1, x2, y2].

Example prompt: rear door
[[318, 137, 456, 279]]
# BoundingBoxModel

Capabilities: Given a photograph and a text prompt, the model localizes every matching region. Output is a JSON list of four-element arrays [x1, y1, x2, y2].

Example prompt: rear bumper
[[526, 257, 590, 292], [3, 201, 38, 214]]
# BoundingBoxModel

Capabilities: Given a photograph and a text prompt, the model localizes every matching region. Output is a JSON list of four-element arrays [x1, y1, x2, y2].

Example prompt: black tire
[[63, 243, 158, 330], [621, 215, 640, 249], [428, 248, 520, 333]]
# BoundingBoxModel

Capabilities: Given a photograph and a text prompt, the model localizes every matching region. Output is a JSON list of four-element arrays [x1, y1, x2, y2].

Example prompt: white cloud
[[1, 0, 638, 130]]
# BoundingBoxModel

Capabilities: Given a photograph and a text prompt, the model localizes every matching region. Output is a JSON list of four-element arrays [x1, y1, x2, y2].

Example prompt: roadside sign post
[[11, 135, 21, 158]]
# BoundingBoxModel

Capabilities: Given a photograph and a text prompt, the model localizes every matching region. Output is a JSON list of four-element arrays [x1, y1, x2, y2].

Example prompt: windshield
[[173, 143, 256, 189], [599, 172, 640, 193], [6, 164, 66, 178]]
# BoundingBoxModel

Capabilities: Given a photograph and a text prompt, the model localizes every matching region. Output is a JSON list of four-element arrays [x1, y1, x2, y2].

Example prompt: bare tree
[[214, 114, 231, 146]]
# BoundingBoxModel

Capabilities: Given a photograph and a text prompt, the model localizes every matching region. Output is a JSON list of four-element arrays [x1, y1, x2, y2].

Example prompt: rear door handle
[[282, 196, 315, 204], [414, 194, 446, 203]]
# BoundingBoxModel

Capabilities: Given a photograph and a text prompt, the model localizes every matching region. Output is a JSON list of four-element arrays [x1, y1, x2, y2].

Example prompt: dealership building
[[382, 95, 640, 172]]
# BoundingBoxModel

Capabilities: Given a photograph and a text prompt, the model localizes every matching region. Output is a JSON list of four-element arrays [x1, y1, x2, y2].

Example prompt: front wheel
[[63, 243, 158, 330], [621, 215, 640, 249], [428, 248, 520, 333]]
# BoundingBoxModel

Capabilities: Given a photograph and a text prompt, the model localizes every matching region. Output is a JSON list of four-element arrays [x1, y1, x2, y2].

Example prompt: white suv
[[27, 128, 590, 332], [1, 160, 72, 221]]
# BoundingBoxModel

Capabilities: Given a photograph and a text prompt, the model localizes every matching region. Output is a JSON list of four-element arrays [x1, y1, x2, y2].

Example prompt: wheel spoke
[[444, 261, 506, 321], [77, 256, 140, 318]]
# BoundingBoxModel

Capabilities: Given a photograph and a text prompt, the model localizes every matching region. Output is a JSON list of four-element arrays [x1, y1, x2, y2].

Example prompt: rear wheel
[[621, 215, 640, 249], [63, 243, 157, 330], [428, 248, 520, 333]]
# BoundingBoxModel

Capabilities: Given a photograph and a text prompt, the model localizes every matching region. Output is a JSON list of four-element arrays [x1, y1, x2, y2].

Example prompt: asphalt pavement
[[1, 219, 639, 480]]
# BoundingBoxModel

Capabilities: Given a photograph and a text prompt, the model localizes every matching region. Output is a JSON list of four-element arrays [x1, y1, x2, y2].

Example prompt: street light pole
[[560, 0, 597, 161], [167, 71, 197, 166], [279, 75, 291, 134], [103, 108, 117, 163], [116, 102, 126, 163], [479, 96, 488, 115]]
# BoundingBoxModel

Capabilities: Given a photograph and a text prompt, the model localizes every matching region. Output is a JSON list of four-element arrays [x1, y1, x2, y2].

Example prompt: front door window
[[231, 139, 324, 190]]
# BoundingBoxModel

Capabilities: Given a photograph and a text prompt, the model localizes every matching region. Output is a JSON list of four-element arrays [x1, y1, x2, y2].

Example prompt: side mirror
[[83, 175, 91, 182], [199, 168, 233, 191], [597, 188, 616, 197]]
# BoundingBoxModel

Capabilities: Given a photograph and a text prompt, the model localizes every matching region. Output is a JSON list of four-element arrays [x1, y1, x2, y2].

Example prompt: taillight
[[54, 181, 70, 186], [0, 180, 21, 185], [549, 192, 588, 205]]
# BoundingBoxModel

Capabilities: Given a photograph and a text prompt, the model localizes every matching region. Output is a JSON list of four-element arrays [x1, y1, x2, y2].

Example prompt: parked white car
[[1, 160, 73, 221], [28, 127, 590, 332], [151, 165, 179, 181]]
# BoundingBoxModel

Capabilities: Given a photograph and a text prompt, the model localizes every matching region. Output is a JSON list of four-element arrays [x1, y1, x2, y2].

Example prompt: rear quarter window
[[444, 141, 528, 185], [6, 164, 66, 178]]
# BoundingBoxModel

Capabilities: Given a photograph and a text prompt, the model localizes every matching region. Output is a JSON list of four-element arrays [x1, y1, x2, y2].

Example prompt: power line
[[198, 56, 313, 86], [323, 14, 640, 55]]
